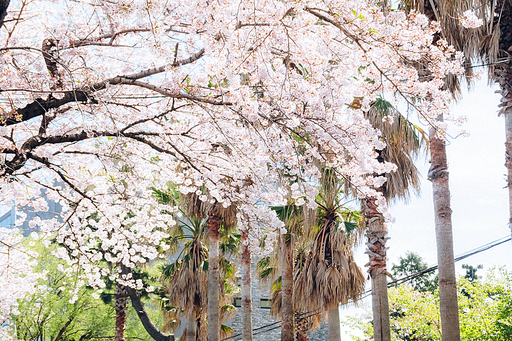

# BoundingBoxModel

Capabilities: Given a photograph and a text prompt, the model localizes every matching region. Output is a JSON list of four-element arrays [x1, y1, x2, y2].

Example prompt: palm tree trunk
[[115, 282, 128, 341], [365, 199, 391, 341], [280, 233, 294, 341], [208, 210, 222, 341], [240, 229, 253, 341], [328, 306, 341, 341], [428, 121, 461, 341], [186, 311, 197, 341], [502, 102, 512, 243], [296, 315, 308, 341]]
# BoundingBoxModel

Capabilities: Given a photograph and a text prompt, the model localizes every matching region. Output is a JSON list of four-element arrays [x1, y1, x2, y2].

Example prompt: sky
[[341, 75, 512, 339]]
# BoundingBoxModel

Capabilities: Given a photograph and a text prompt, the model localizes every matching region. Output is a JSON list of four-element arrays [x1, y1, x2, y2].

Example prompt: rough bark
[[365, 199, 391, 341], [506, 109, 512, 244], [495, 61, 512, 248], [280, 233, 294, 341], [428, 122, 461, 341], [126, 286, 175, 341], [296, 315, 308, 341], [240, 229, 253, 341], [328, 306, 341, 341], [207, 210, 222, 341], [0, 0, 9, 27], [115, 283, 129, 341]]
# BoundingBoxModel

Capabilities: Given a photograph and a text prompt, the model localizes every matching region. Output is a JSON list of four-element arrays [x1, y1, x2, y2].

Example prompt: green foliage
[[391, 251, 438, 293], [462, 264, 483, 282], [13, 239, 164, 341], [351, 267, 512, 341]]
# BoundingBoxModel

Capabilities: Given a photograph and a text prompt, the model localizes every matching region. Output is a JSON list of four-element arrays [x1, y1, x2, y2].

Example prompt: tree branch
[[124, 278, 174, 341], [5, 48, 206, 125], [0, 0, 9, 28]]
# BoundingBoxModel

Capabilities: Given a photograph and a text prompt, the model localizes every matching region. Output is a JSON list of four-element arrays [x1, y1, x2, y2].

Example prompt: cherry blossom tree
[[0, 229, 40, 338], [0, 0, 466, 339]]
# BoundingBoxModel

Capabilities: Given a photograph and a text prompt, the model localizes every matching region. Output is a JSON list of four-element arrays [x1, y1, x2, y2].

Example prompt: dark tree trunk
[[0, 0, 9, 27], [115, 283, 129, 341]]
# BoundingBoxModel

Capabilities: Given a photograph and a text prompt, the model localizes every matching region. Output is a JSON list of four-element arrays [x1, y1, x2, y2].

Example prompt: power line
[[222, 235, 511, 339], [361, 235, 511, 299]]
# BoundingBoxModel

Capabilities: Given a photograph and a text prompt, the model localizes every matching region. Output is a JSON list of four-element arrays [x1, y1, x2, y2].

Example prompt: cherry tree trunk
[[429, 122, 461, 341], [280, 233, 294, 341], [365, 199, 391, 341], [0, 0, 9, 27], [207, 212, 222, 341], [328, 307, 341, 341], [114, 283, 128, 341], [240, 230, 253, 341]]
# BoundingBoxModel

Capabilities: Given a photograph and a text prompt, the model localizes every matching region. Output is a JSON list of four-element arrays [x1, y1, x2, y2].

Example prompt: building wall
[[227, 259, 329, 341]]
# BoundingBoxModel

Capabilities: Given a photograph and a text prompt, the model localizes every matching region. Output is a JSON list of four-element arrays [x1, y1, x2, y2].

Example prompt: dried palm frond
[[400, 0, 491, 92], [365, 98, 427, 202], [294, 220, 365, 313]]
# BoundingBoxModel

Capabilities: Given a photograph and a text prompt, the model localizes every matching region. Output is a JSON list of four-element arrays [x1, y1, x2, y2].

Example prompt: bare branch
[[4, 48, 206, 125], [117, 78, 231, 105], [0, 0, 9, 27]]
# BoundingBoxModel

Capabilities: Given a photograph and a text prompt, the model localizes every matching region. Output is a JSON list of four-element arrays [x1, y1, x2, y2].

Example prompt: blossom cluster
[[0, 0, 465, 301], [460, 10, 484, 29]]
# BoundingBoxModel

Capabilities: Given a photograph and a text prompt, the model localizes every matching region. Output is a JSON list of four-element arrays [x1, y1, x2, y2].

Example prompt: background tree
[[392, 252, 438, 293], [462, 264, 483, 282], [353, 267, 512, 341], [12, 238, 165, 341]]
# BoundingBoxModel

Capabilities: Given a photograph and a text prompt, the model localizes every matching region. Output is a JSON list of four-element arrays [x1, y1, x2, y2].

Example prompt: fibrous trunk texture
[[365, 199, 391, 341], [506, 109, 512, 243], [240, 230, 253, 341], [207, 211, 222, 341], [495, 61, 512, 247], [428, 121, 461, 341], [328, 307, 341, 341], [115, 265, 129, 341], [280, 233, 294, 341], [296, 315, 308, 341]]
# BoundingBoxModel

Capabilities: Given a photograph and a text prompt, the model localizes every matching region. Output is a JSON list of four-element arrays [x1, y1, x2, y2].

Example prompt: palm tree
[[394, 2, 496, 339], [294, 167, 366, 341], [258, 173, 365, 341], [155, 186, 239, 341], [362, 99, 427, 341], [205, 200, 238, 341], [160, 216, 209, 341], [275, 203, 303, 341], [256, 201, 307, 341]]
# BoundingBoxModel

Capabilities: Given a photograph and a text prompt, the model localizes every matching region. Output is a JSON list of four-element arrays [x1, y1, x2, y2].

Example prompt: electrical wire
[[221, 234, 511, 339]]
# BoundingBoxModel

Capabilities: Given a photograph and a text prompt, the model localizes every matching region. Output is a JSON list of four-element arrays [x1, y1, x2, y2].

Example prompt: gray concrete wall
[[227, 258, 329, 341]]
